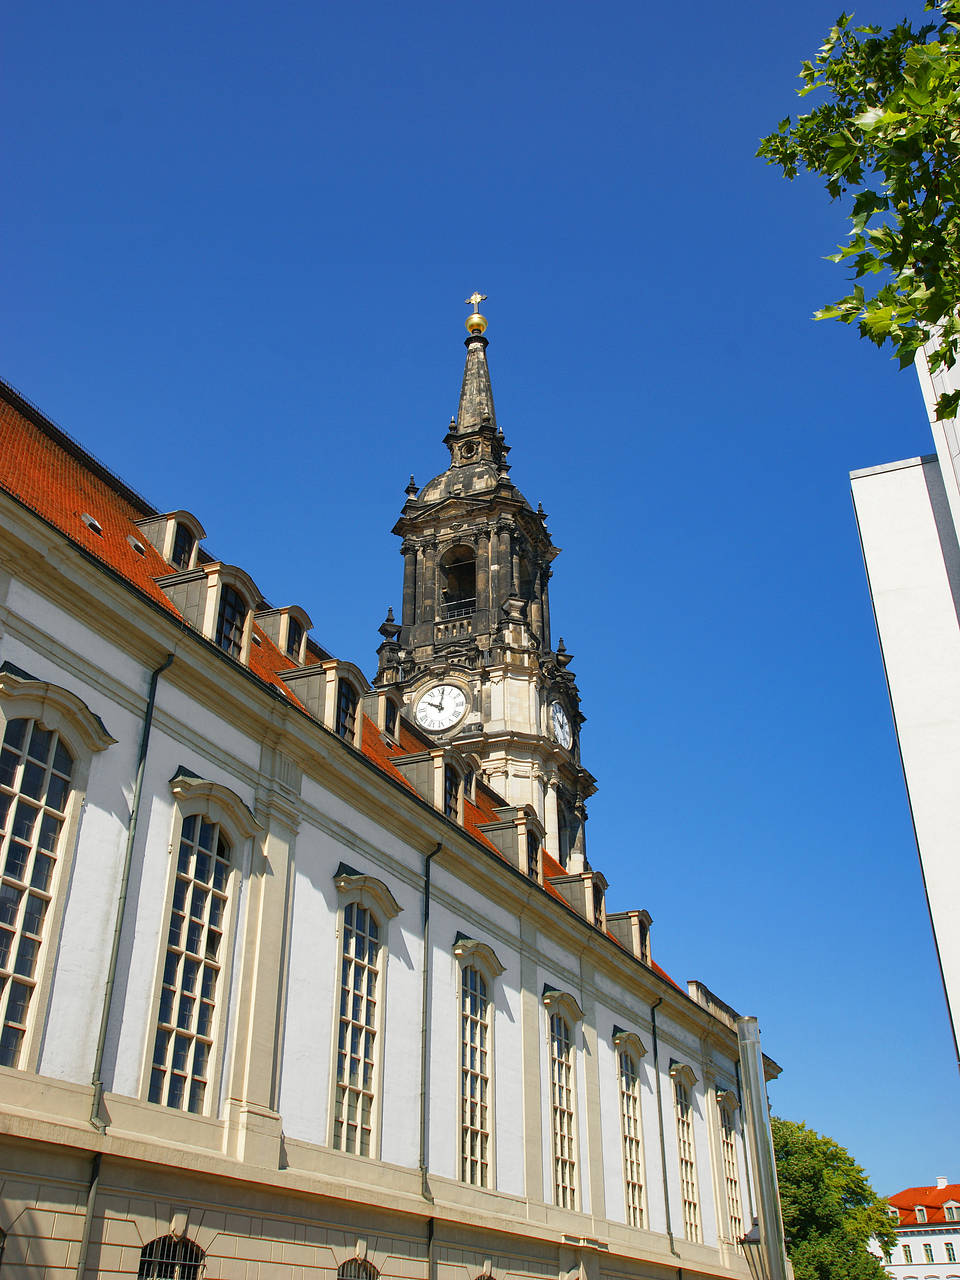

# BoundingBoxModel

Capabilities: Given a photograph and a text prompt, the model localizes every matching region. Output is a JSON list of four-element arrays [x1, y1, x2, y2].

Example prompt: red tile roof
[[0, 378, 684, 992], [889, 1184, 960, 1226]]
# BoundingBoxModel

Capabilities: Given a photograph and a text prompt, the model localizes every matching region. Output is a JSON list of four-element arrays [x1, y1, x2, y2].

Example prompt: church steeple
[[377, 298, 596, 872]]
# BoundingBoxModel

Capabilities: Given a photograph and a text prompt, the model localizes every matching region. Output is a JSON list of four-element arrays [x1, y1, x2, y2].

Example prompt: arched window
[[149, 813, 232, 1113], [171, 521, 196, 571], [333, 901, 381, 1156], [461, 965, 490, 1186], [444, 764, 461, 820], [671, 1063, 701, 1243], [613, 1032, 646, 1227], [138, 1235, 204, 1279], [336, 679, 359, 741], [338, 1261, 379, 1280], [526, 829, 540, 881], [0, 717, 74, 1068], [440, 547, 476, 618], [542, 988, 583, 1211], [215, 583, 248, 658], [717, 1090, 744, 1246]]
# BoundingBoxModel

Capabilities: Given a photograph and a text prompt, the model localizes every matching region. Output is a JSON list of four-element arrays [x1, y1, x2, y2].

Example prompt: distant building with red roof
[[878, 1178, 960, 1277], [0, 304, 784, 1278]]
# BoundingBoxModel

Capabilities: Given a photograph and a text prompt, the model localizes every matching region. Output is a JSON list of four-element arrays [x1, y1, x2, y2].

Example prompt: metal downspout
[[650, 996, 680, 1259], [419, 842, 443, 1202], [76, 653, 174, 1280]]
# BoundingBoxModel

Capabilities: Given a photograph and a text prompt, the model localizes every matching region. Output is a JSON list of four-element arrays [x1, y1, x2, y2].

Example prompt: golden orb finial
[[464, 291, 488, 335]]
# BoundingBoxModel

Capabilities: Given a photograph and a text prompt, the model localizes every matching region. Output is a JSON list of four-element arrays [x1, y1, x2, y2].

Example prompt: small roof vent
[[80, 512, 103, 536]]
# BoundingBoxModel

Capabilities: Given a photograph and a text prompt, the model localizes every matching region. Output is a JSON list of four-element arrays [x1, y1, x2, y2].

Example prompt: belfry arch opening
[[440, 546, 476, 618]]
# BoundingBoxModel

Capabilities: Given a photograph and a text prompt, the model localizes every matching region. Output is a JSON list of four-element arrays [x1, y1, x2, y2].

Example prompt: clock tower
[[374, 298, 596, 871]]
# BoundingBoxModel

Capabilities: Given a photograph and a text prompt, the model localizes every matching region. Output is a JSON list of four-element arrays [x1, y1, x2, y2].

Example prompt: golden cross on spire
[[465, 291, 487, 311]]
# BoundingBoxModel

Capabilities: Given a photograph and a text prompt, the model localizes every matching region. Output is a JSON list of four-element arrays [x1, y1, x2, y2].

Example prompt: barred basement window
[[149, 815, 230, 1113], [333, 901, 381, 1155], [719, 1101, 744, 1245], [673, 1076, 701, 1242], [461, 964, 491, 1186], [215, 584, 247, 658], [336, 680, 359, 741], [338, 1261, 379, 1280], [0, 718, 73, 1068], [550, 1013, 577, 1208], [618, 1049, 645, 1226], [138, 1235, 204, 1279]]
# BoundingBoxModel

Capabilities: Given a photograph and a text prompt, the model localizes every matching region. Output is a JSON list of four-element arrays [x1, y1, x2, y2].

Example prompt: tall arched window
[[0, 717, 74, 1067], [542, 988, 583, 1211], [461, 964, 490, 1186], [138, 1235, 204, 1279], [671, 1063, 701, 1243], [149, 814, 232, 1113], [440, 547, 476, 618], [717, 1090, 744, 1246], [613, 1031, 647, 1228], [338, 1260, 379, 1280], [333, 901, 381, 1156]]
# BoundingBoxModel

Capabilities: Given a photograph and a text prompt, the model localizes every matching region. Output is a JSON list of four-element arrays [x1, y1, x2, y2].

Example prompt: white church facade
[[0, 304, 781, 1278]]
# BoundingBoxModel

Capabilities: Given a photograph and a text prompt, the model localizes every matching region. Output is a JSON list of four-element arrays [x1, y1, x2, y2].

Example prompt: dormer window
[[384, 698, 398, 738], [336, 680, 359, 741], [286, 615, 304, 660], [444, 764, 461, 820], [216, 584, 248, 659], [946, 1204, 959, 1221], [526, 829, 540, 881], [915, 1206, 927, 1222], [171, 521, 196, 571]]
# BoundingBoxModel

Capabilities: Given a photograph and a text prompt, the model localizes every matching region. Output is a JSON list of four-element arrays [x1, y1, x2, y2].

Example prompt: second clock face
[[551, 700, 573, 749], [415, 684, 468, 733]]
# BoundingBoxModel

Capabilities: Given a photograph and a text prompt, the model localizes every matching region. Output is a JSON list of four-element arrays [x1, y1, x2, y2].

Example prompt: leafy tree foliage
[[772, 1117, 898, 1280], [758, 2, 960, 419]]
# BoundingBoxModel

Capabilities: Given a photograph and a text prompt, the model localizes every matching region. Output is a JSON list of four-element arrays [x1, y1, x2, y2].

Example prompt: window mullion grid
[[720, 1108, 743, 1245], [150, 817, 227, 1113], [674, 1082, 701, 1243], [550, 1013, 577, 1210], [618, 1052, 644, 1227], [0, 718, 72, 1067], [460, 966, 490, 1186], [334, 903, 379, 1156]]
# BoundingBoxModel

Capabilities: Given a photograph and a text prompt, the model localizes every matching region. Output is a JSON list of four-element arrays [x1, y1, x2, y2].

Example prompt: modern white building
[[878, 1178, 960, 1278], [0, 305, 785, 1279], [850, 352, 960, 1069]]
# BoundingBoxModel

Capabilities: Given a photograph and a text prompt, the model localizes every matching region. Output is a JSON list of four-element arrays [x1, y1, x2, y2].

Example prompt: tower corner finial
[[464, 291, 488, 335]]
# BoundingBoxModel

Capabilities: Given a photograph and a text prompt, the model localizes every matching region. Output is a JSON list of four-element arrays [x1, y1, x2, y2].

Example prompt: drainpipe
[[650, 996, 681, 1260], [76, 653, 174, 1279], [736, 1017, 789, 1280], [419, 842, 443, 1202]]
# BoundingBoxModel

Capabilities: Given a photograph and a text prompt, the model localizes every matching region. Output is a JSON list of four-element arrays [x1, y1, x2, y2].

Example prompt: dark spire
[[456, 331, 497, 433]]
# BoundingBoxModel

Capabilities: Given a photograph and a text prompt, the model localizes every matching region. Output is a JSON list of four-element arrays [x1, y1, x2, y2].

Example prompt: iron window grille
[[138, 1235, 204, 1279]]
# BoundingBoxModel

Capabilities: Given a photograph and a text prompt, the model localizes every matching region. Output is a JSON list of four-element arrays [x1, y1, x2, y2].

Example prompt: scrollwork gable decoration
[[611, 1026, 647, 1060], [669, 1059, 698, 1089], [541, 985, 583, 1024], [333, 862, 402, 920], [169, 770, 261, 845], [0, 671, 116, 756], [453, 932, 505, 982]]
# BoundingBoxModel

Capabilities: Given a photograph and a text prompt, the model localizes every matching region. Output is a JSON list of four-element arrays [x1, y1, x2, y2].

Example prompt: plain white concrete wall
[[852, 456, 960, 1054]]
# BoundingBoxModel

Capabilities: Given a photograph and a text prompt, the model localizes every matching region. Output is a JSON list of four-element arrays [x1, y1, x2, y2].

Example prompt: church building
[[0, 300, 782, 1279]]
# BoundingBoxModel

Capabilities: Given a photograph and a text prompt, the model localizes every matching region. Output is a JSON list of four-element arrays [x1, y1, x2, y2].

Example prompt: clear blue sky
[[4, 0, 955, 1195]]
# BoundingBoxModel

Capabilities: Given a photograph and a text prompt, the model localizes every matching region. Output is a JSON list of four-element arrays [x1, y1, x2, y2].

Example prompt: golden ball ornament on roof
[[465, 312, 488, 335]]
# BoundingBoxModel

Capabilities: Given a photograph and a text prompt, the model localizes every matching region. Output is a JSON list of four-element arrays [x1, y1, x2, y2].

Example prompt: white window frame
[[670, 1060, 702, 1244], [141, 773, 259, 1116], [453, 935, 504, 1188], [0, 672, 115, 1072], [716, 1087, 744, 1247], [328, 865, 401, 1158], [612, 1028, 647, 1228], [542, 987, 584, 1210]]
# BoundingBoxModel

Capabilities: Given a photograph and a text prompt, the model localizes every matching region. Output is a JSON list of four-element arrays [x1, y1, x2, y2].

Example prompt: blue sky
[[4, 0, 956, 1194]]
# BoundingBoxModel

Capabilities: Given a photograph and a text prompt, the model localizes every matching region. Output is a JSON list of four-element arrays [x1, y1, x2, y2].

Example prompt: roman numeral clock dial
[[415, 684, 467, 733]]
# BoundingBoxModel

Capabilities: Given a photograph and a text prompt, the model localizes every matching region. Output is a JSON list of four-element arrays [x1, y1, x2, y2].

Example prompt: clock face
[[551, 700, 573, 749], [415, 684, 468, 733]]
